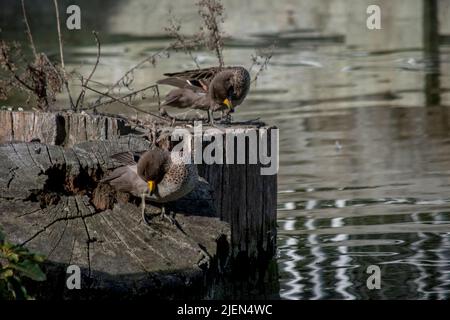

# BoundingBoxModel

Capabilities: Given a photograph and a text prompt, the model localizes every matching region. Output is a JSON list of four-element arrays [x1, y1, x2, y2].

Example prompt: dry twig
[[53, 0, 75, 110], [20, 0, 38, 59], [196, 0, 225, 67], [83, 84, 159, 111], [249, 44, 275, 84], [165, 0, 226, 68], [82, 84, 169, 123], [75, 31, 101, 110], [93, 45, 173, 106], [165, 12, 201, 69], [0, 41, 62, 110]]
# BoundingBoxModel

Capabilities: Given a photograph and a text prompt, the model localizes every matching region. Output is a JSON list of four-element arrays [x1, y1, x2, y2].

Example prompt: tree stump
[[0, 110, 136, 147], [0, 111, 278, 299], [0, 137, 228, 299]]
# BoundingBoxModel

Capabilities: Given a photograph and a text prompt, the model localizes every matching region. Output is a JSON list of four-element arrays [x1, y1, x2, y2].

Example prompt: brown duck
[[101, 148, 198, 224], [157, 66, 251, 123]]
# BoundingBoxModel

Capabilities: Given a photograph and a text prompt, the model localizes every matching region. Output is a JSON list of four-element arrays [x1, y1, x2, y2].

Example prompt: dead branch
[[0, 44, 34, 93], [93, 45, 174, 106], [82, 31, 101, 87], [53, 0, 65, 72], [82, 84, 170, 123], [196, 0, 225, 67], [0, 41, 62, 111], [165, 12, 201, 69], [79, 78, 109, 88], [164, 0, 226, 68], [75, 31, 101, 110], [53, 0, 75, 110], [249, 44, 275, 85], [82, 84, 159, 110], [20, 0, 38, 59]]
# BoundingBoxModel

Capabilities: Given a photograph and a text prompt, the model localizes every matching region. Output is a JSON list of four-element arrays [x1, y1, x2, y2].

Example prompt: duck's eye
[[227, 86, 234, 97]]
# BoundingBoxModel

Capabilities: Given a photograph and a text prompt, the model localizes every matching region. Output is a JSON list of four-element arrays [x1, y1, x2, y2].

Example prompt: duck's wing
[[163, 67, 222, 81], [156, 78, 202, 92], [100, 166, 143, 193], [110, 151, 143, 166], [162, 88, 207, 109], [102, 152, 151, 194], [157, 66, 224, 92]]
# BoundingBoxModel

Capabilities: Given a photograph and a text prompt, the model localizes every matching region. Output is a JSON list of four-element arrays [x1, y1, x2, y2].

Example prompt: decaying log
[[0, 137, 227, 299], [197, 128, 278, 261], [1, 199, 229, 299], [0, 110, 137, 147], [0, 110, 278, 299]]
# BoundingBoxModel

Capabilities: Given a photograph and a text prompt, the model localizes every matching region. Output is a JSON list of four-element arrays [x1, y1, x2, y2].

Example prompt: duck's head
[[209, 67, 250, 112], [137, 148, 169, 195]]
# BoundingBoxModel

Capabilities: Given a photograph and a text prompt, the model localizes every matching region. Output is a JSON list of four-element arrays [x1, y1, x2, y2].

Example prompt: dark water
[[276, 106, 450, 299], [2, 0, 450, 299]]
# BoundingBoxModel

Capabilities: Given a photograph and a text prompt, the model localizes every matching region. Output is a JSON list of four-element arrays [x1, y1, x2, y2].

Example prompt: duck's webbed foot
[[140, 195, 163, 226], [159, 107, 176, 126], [159, 107, 172, 119], [141, 194, 150, 226], [218, 110, 233, 124], [207, 110, 215, 125], [142, 203, 176, 225], [159, 205, 176, 225]]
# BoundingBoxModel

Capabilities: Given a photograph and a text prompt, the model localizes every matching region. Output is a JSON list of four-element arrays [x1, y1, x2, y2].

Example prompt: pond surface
[[2, 0, 450, 299]]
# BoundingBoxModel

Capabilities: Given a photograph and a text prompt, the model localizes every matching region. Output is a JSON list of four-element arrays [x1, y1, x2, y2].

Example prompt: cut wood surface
[[197, 127, 278, 260], [0, 111, 278, 298], [0, 110, 136, 147], [0, 137, 227, 298]]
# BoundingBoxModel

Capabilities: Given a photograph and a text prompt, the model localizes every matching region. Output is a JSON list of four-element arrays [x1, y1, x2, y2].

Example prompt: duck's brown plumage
[[157, 66, 251, 113], [162, 88, 209, 110], [158, 66, 225, 91], [101, 148, 197, 203]]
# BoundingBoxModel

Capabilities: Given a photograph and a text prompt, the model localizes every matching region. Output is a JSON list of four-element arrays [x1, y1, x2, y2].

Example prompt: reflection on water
[[277, 105, 450, 299], [2, 0, 450, 299]]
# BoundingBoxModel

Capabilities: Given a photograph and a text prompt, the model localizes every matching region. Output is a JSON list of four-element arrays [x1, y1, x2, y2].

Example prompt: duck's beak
[[147, 180, 156, 195], [223, 98, 233, 110]]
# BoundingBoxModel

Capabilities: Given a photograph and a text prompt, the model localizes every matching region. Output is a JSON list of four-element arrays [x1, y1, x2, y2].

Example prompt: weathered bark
[[0, 110, 137, 147], [0, 137, 227, 299], [197, 128, 278, 261], [0, 111, 278, 299]]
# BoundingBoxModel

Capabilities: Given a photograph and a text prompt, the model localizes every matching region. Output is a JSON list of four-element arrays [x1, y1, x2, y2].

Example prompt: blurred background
[[1, 0, 450, 299]]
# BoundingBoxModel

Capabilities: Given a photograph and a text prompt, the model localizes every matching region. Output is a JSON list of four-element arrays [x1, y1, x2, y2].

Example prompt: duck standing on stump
[[101, 147, 198, 225], [157, 66, 251, 124]]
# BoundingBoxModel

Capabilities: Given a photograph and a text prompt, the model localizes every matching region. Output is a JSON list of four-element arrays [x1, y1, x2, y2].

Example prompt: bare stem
[[53, 0, 65, 71], [82, 84, 170, 123], [20, 0, 38, 59], [0, 49, 34, 93], [83, 84, 159, 110], [165, 13, 201, 69], [83, 31, 101, 89], [250, 44, 275, 85], [93, 44, 174, 106], [53, 0, 75, 110], [75, 31, 101, 110], [197, 0, 225, 68]]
